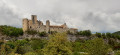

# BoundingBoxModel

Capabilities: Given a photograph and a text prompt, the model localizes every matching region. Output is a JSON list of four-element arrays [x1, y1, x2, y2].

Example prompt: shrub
[[26, 30, 37, 35], [16, 40, 28, 46], [95, 32, 102, 38], [38, 32, 47, 37], [77, 30, 92, 36]]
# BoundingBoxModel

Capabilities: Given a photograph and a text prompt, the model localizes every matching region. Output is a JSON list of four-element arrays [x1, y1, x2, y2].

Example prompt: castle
[[22, 15, 78, 33]]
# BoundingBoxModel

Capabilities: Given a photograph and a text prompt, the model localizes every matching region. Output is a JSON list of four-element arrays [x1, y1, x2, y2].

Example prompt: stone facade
[[22, 15, 78, 33]]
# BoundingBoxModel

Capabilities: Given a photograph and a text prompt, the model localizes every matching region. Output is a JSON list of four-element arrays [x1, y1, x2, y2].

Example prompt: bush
[[16, 40, 28, 46], [38, 32, 47, 37], [6, 41, 15, 49], [77, 30, 91, 36], [95, 32, 102, 38], [26, 30, 37, 35]]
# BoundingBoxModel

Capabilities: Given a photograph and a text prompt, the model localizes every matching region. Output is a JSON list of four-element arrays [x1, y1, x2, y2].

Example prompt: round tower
[[46, 20, 50, 33], [23, 18, 28, 32], [63, 23, 68, 28]]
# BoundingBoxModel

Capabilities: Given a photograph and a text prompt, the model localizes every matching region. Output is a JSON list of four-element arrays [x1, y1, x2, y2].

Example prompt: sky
[[0, 0, 120, 33]]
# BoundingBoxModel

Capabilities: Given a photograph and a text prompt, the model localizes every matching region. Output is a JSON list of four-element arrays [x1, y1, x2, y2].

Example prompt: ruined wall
[[23, 18, 28, 32], [69, 28, 78, 34], [46, 20, 50, 33], [23, 15, 78, 33], [37, 25, 46, 32]]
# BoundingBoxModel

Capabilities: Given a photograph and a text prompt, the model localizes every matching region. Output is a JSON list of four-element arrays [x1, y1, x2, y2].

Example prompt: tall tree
[[42, 33, 72, 55]]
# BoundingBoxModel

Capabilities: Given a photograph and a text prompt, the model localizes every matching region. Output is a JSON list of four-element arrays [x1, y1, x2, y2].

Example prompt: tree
[[0, 25, 23, 37], [72, 42, 82, 52], [38, 32, 47, 37], [106, 32, 112, 38], [26, 30, 37, 35], [42, 33, 72, 55], [29, 38, 46, 50], [102, 33, 106, 39], [83, 38, 109, 55], [83, 30, 92, 36], [95, 32, 102, 38], [77, 30, 92, 36], [0, 44, 11, 55], [24, 52, 38, 55]]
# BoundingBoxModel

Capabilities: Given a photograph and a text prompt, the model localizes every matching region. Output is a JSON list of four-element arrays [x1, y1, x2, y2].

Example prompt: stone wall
[[22, 15, 78, 34]]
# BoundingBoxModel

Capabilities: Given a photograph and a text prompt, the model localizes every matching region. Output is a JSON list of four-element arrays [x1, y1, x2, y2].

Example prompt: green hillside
[[0, 25, 23, 37]]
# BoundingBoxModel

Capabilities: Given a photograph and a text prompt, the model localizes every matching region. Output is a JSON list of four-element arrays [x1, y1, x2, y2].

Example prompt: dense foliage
[[113, 31, 120, 35], [26, 30, 48, 37], [42, 33, 72, 55], [0, 25, 23, 37], [76, 30, 92, 36], [83, 38, 109, 55], [1, 32, 120, 55], [26, 30, 37, 35], [0, 25, 120, 55]]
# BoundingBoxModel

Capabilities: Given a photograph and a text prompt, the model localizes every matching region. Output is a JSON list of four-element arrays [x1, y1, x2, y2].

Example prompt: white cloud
[[0, 0, 120, 33]]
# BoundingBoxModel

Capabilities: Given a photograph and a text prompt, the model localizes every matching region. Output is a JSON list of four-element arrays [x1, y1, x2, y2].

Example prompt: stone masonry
[[22, 15, 78, 33]]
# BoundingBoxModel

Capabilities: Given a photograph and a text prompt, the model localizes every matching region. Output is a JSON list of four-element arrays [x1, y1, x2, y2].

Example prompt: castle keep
[[22, 15, 78, 33]]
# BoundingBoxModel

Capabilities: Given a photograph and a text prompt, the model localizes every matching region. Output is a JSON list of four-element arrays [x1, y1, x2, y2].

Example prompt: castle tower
[[39, 21, 43, 26], [31, 15, 37, 24], [46, 20, 50, 33], [23, 18, 28, 32], [62, 23, 68, 28]]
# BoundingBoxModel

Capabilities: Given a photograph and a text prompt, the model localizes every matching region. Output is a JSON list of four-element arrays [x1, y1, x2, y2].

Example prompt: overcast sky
[[0, 0, 120, 33]]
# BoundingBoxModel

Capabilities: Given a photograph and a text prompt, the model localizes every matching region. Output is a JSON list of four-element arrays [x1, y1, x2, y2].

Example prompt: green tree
[[72, 42, 82, 52], [0, 25, 23, 37], [102, 33, 106, 39], [24, 52, 38, 55], [0, 44, 11, 55], [42, 33, 72, 55], [16, 40, 28, 46], [29, 38, 46, 50], [106, 32, 112, 38], [95, 32, 102, 38], [83, 38, 109, 55], [83, 30, 91, 36], [38, 32, 47, 37], [26, 30, 37, 35], [77, 30, 91, 36]]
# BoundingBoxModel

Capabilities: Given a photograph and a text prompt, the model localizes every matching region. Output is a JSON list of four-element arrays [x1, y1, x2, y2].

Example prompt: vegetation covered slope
[[0, 25, 23, 37], [0, 25, 120, 55], [0, 33, 120, 55]]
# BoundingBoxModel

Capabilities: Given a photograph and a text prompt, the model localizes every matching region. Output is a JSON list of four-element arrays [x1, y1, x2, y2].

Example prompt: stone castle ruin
[[22, 15, 78, 33]]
